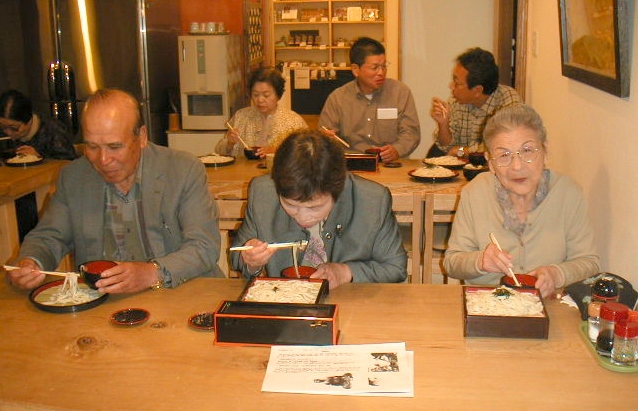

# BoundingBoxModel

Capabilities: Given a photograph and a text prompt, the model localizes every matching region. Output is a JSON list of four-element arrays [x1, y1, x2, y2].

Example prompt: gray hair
[[483, 104, 547, 150]]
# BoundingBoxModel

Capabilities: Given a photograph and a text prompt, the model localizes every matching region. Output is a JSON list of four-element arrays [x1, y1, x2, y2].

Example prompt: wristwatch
[[149, 260, 164, 290], [456, 146, 465, 158]]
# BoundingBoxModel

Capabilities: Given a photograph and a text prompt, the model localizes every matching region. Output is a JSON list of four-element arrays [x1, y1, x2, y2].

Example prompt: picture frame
[[558, 0, 630, 97]]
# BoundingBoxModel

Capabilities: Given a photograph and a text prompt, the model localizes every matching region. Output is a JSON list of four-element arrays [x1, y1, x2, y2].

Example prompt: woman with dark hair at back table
[[0, 89, 77, 160], [215, 67, 307, 159]]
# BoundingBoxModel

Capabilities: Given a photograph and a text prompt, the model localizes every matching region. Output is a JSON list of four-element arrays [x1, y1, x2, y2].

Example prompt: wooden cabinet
[[268, 1, 398, 79]]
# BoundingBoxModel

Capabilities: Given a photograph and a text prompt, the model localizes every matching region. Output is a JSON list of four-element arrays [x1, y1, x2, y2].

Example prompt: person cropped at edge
[[230, 131, 407, 289], [0, 89, 77, 160], [6, 89, 224, 293], [443, 104, 600, 297], [428, 47, 521, 158], [318, 37, 420, 163], [215, 67, 307, 159]]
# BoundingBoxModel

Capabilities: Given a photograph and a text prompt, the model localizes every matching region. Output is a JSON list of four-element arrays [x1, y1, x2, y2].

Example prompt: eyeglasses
[[451, 79, 467, 88], [1, 124, 21, 133], [362, 62, 390, 72], [490, 146, 541, 167]]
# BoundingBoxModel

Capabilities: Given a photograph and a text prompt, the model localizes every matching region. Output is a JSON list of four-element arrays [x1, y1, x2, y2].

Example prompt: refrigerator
[[0, 0, 180, 145]]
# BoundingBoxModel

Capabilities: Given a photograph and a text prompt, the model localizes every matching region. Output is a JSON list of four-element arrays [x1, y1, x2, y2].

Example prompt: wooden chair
[[422, 193, 459, 284], [391, 192, 423, 283], [215, 198, 247, 278]]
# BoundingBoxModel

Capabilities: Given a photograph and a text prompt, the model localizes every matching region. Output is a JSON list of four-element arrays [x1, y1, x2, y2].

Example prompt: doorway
[[496, 0, 528, 100]]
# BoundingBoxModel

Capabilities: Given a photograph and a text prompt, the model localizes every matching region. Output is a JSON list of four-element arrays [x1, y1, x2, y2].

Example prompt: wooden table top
[[206, 157, 469, 198], [1, 278, 635, 411], [0, 159, 68, 199]]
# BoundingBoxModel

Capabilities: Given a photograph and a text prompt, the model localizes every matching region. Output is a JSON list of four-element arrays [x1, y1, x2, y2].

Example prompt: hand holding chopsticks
[[488, 233, 521, 287], [226, 121, 250, 150], [2, 265, 79, 278], [230, 240, 308, 252]]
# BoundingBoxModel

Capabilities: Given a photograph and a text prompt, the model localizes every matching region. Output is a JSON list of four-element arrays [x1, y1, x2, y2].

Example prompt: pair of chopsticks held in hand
[[227, 121, 351, 151], [488, 233, 521, 287]]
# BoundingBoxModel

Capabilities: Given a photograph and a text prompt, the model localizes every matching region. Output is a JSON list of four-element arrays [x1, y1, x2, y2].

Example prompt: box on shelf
[[214, 300, 339, 346], [463, 286, 549, 339]]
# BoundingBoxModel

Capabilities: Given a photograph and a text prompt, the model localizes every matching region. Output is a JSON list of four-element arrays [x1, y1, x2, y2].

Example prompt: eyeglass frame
[[360, 61, 391, 72], [488, 145, 542, 167]]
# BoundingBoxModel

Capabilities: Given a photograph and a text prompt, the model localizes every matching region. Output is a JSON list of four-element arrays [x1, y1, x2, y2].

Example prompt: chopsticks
[[488, 233, 521, 287], [230, 240, 308, 251], [226, 121, 251, 150], [320, 126, 351, 148], [2, 265, 79, 278]]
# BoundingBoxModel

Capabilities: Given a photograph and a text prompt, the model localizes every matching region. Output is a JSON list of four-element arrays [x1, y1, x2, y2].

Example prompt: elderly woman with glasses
[[443, 104, 599, 297]]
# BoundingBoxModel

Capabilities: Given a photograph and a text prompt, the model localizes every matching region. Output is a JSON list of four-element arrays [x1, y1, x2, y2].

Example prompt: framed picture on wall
[[558, 0, 630, 97]]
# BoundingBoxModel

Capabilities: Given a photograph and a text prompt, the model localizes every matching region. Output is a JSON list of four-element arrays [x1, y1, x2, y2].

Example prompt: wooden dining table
[[0, 278, 635, 411], [206, 157, 468, 199], [0, 159, 68, 265]]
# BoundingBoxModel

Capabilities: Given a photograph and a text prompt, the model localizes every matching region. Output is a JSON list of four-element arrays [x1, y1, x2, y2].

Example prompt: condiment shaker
[[587, 301, 602, 343], [596, 302, 629, 356], [611, 319, 638, 366]]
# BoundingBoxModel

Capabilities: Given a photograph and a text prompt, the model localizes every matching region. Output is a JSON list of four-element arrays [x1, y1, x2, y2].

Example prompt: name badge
[[377, 108, 398, 119]]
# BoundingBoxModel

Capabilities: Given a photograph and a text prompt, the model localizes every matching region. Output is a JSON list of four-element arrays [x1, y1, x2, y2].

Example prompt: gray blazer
[[231, 173, 407, 283], [19, 143, 224, 285]]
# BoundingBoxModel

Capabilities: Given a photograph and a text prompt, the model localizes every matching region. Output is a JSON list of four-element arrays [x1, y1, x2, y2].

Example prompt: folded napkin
[[565, 272, 638, 320]]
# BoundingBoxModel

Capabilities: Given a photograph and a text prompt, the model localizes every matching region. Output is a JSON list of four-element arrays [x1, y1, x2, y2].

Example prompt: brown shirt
[[319, 78, 421, 158]]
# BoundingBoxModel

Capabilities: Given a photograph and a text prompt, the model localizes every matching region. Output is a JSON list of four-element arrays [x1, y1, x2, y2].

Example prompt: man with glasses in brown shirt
[[319, 37, 420, 163]]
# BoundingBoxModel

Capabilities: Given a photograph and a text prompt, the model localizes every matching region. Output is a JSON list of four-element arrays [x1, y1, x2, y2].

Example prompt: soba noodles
[[44, 273, 100, 306], [243, 279, 321, 303], [465, 287, 544, 317]]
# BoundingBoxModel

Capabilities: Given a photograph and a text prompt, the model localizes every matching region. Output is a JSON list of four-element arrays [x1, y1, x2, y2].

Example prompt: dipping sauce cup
[[500, 273, 537, 289], [244, 146, 262, 160], [281, 266, 316, 279], [80, 260, 117, 290]]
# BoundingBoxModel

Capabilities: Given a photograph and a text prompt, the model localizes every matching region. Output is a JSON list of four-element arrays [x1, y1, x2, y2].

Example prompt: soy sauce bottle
[[596, 302, 629, 356], [591, 276, 620, 303]]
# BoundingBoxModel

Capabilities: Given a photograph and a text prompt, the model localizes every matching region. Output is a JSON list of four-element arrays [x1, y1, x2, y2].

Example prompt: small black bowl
[[468, 152, 487, 167], [79, 260, 117, 290], [463, 165, 489, 181], [244, 146, 262, 160]]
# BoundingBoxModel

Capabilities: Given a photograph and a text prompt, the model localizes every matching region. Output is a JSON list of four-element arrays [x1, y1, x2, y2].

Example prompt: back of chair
[[216, 198, 247, 277], [391, 191, 423, 283], [422, 193, 458, 284]]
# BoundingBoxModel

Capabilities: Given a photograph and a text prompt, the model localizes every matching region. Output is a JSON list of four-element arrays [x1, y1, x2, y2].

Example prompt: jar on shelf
[[596, 301, 629, 356], [610, 319, 638, 366]]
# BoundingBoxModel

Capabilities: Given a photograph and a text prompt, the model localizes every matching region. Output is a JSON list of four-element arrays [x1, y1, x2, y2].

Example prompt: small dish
[[4, 156, 44, 167], [422, 156, 467, 169], [188, 312, 215, 331], [110, 308, 150, 326], [198, 154, 235, 167], [408, 169, 458, 183]]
